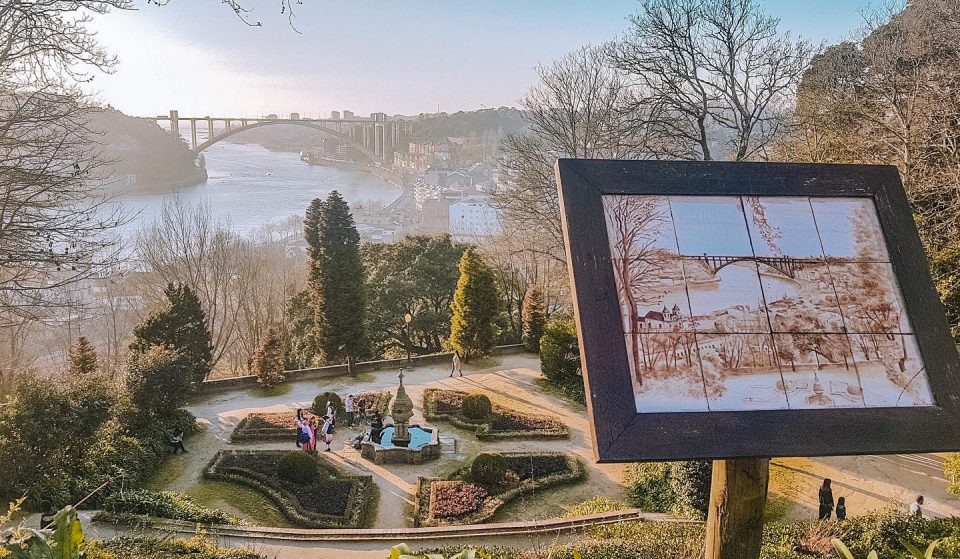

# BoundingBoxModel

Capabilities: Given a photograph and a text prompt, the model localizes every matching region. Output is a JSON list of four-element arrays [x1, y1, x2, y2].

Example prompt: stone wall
[[199, 344, 528, 394]]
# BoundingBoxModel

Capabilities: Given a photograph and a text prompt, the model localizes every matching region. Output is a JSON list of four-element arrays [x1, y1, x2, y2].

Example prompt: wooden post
[[704, 458, 770, 559]]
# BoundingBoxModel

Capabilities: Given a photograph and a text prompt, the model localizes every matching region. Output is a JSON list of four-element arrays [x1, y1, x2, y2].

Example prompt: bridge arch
[[193, 119, 382, 163]]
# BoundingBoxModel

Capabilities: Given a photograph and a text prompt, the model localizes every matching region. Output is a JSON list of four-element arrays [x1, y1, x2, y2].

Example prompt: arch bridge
[[154, 110, 414, 164], [698, 255, 809, 279]]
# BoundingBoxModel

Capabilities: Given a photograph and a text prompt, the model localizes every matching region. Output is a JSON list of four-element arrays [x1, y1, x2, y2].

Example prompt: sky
[[89, 0, 878, 118]]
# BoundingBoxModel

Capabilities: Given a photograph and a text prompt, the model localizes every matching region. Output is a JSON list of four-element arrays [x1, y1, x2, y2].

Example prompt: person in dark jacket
[[835, 496, 846, 520], [818, 478, 834, 520]]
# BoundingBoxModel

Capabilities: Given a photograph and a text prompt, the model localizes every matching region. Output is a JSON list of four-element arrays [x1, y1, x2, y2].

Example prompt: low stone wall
[[198, 344, 528, 394]]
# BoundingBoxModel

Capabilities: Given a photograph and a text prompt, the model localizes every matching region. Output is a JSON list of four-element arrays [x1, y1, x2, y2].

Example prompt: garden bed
[[202, 450, 376, 528], [230, 390, 391, 443], [413, 451, 586, 527], [422, 389, 568, 440]]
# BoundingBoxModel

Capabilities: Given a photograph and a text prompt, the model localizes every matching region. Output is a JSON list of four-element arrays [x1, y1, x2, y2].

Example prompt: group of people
[[819, 478, 926, 520], [295, 407, 334, 453]]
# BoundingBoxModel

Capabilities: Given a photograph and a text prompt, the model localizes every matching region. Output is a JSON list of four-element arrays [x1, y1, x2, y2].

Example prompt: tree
[[306, 191, 368, 373], [450, 248, 500, 361], [284, 290, 320, 369], [0, 2, 131, 325], [521, 287, 547, 352], [608, 0, 817, 161], [251, 327, 285, 388], [539, 315, 581, 384], [131, 283, 213, 386], [67, 337, 99, 376], [363, 235, 467, 357], [125, 346, 193, 419]]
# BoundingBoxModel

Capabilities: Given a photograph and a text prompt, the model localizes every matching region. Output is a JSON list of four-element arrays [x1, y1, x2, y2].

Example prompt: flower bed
[[230, 390, 391, 443], [202, 450, 376, 528], [413, 451, 586, 527], [422, 389, 569, 440]]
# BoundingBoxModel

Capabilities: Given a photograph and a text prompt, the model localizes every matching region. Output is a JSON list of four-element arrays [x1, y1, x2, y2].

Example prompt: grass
[[147, 455, 190, 491], [326, 372, 376, 386], [185, 480, 295, 528], [249, 383, 293, 398], [766, 457, 809, 522]]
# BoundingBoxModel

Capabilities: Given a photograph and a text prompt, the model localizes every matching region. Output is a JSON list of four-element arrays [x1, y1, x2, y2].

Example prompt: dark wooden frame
[[556, 159, 960, 462]]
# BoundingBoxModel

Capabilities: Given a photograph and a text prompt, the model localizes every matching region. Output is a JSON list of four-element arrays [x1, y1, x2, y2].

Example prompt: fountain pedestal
[[360, 368, 441, 464], [390, 369, 414, 448]]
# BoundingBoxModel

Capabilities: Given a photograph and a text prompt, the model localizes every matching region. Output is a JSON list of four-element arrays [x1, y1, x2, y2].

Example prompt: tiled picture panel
[[811, 198, 890, 262], [773, 333, 865, 409], [829, 262, 912, 334], [849, 334, 933, 407], [698, 333, 790, 411], [630, 333, 710, 412], [681, 259, 769, 333], [600, 194, 931, 413], [761, 261, 846, 334], [745, 197, 825, 259], [670, 196, 754, 257]]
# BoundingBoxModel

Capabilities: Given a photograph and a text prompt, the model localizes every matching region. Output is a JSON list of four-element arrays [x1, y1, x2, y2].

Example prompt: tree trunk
[[704, 458, 770, 559]]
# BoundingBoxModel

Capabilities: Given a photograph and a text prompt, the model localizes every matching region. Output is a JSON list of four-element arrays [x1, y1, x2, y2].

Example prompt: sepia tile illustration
[[602, 193, 932, 414]]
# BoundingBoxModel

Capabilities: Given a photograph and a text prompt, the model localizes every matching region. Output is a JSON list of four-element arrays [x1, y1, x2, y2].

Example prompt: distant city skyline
[[91, 0, 878, 117]]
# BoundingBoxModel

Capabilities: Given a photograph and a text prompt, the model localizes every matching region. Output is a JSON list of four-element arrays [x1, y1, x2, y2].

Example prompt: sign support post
[[704, 458, 770, 559]]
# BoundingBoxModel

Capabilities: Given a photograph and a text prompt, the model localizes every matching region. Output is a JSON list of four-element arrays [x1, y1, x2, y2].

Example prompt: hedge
[[99, 489, 238, 525], [413, 452, 586, 527], [202, 450, 376, 528], [422, 389, 568, 440], [86, 537, 265, 559]]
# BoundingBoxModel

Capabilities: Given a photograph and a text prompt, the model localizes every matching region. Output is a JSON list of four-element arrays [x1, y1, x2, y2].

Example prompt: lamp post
[[403, 313, 413, 366]]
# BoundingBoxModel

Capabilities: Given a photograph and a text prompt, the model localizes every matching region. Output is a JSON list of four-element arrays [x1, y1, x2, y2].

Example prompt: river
[[110, 142, 401, 237]]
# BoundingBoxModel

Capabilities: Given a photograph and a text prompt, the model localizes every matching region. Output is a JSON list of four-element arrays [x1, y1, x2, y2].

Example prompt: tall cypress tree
[[521, 286, 547, 352], [450, 248, 500, 361], [306, 191, 368, 373], [68, 336, 99, 376], [131, 283, 213, 386]]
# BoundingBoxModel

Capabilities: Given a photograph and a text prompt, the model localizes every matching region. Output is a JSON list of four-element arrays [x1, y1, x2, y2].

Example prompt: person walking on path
[[818, 478, 834, 520], [320, 415, 334, 452], [450, 350, 462, 377], [835, 496, 846, 520], [910, 495, 924, 518], [345, 394, 355, 427]]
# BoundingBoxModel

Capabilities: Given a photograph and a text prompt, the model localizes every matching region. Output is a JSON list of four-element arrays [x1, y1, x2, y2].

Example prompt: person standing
[[450, 350, 462, 377], [357, 397, 368, 425], [326, 400, 336, 433], [910, 495, 924, 518], [302, 417, 316, 453], [835, 496, 846, 520], [320, 415, 334, 452], [345, 394, 355, 427], [294, 409, 305, 448], [818, 478, 834, 520]]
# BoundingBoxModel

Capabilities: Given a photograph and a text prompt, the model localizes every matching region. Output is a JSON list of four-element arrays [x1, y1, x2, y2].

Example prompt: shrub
[[539, 316, 584, 403], [670, 460, 711, 520], [430, 481, 488, 519], [101, 489, 235, 524], [521, 286, 546, 352], [471, 453, 507, 485], [565, 497, 629, 517], [88, 536, 266, 559], [126, 346, 194, 419], [251, 327, 285, 388], [624, 462, 676, 513], [276, 451, 318, 484], [462, 393, 492, 420], [312, 392, 344, 418]]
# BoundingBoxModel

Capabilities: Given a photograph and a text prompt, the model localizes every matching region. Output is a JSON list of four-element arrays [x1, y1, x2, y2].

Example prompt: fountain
[[360, 368, 441, 464]]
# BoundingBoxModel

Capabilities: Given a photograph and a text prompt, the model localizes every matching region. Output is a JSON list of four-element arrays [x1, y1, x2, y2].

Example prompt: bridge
[[154, 110, 414, 164], [698, 255, 810, 279]]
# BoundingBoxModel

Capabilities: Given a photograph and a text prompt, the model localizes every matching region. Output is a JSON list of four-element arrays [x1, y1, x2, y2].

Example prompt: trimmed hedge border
[[422, 389, 569, 440], [202, 450, 376, 528], [230, 390, 391, 443], [413, 452, 587, 527]]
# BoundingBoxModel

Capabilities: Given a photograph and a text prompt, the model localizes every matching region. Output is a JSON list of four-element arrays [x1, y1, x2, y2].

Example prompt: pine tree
[[131, 283, 213, 387], [126, 346, 194, 419], [68, 336, 99, 376], [521, 286, 547, 352], [305, 191, 368, 373], [450, 248, 500, 361], [303, 197, 327, 363], [252, 327, 286, 388]]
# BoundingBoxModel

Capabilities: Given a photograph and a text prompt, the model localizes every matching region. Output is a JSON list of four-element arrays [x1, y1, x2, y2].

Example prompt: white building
[[449, 198, 501, 241]]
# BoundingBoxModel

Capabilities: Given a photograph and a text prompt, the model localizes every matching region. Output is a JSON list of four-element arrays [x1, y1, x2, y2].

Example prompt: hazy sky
[[90, 0, 876, 118]]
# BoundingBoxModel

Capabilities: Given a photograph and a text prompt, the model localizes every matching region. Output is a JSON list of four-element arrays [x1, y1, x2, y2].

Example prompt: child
[[320, 415, 334, 452], [836, 496, 847, 520], [302, 417, 317, 453], [295, 409, 305, 448]]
